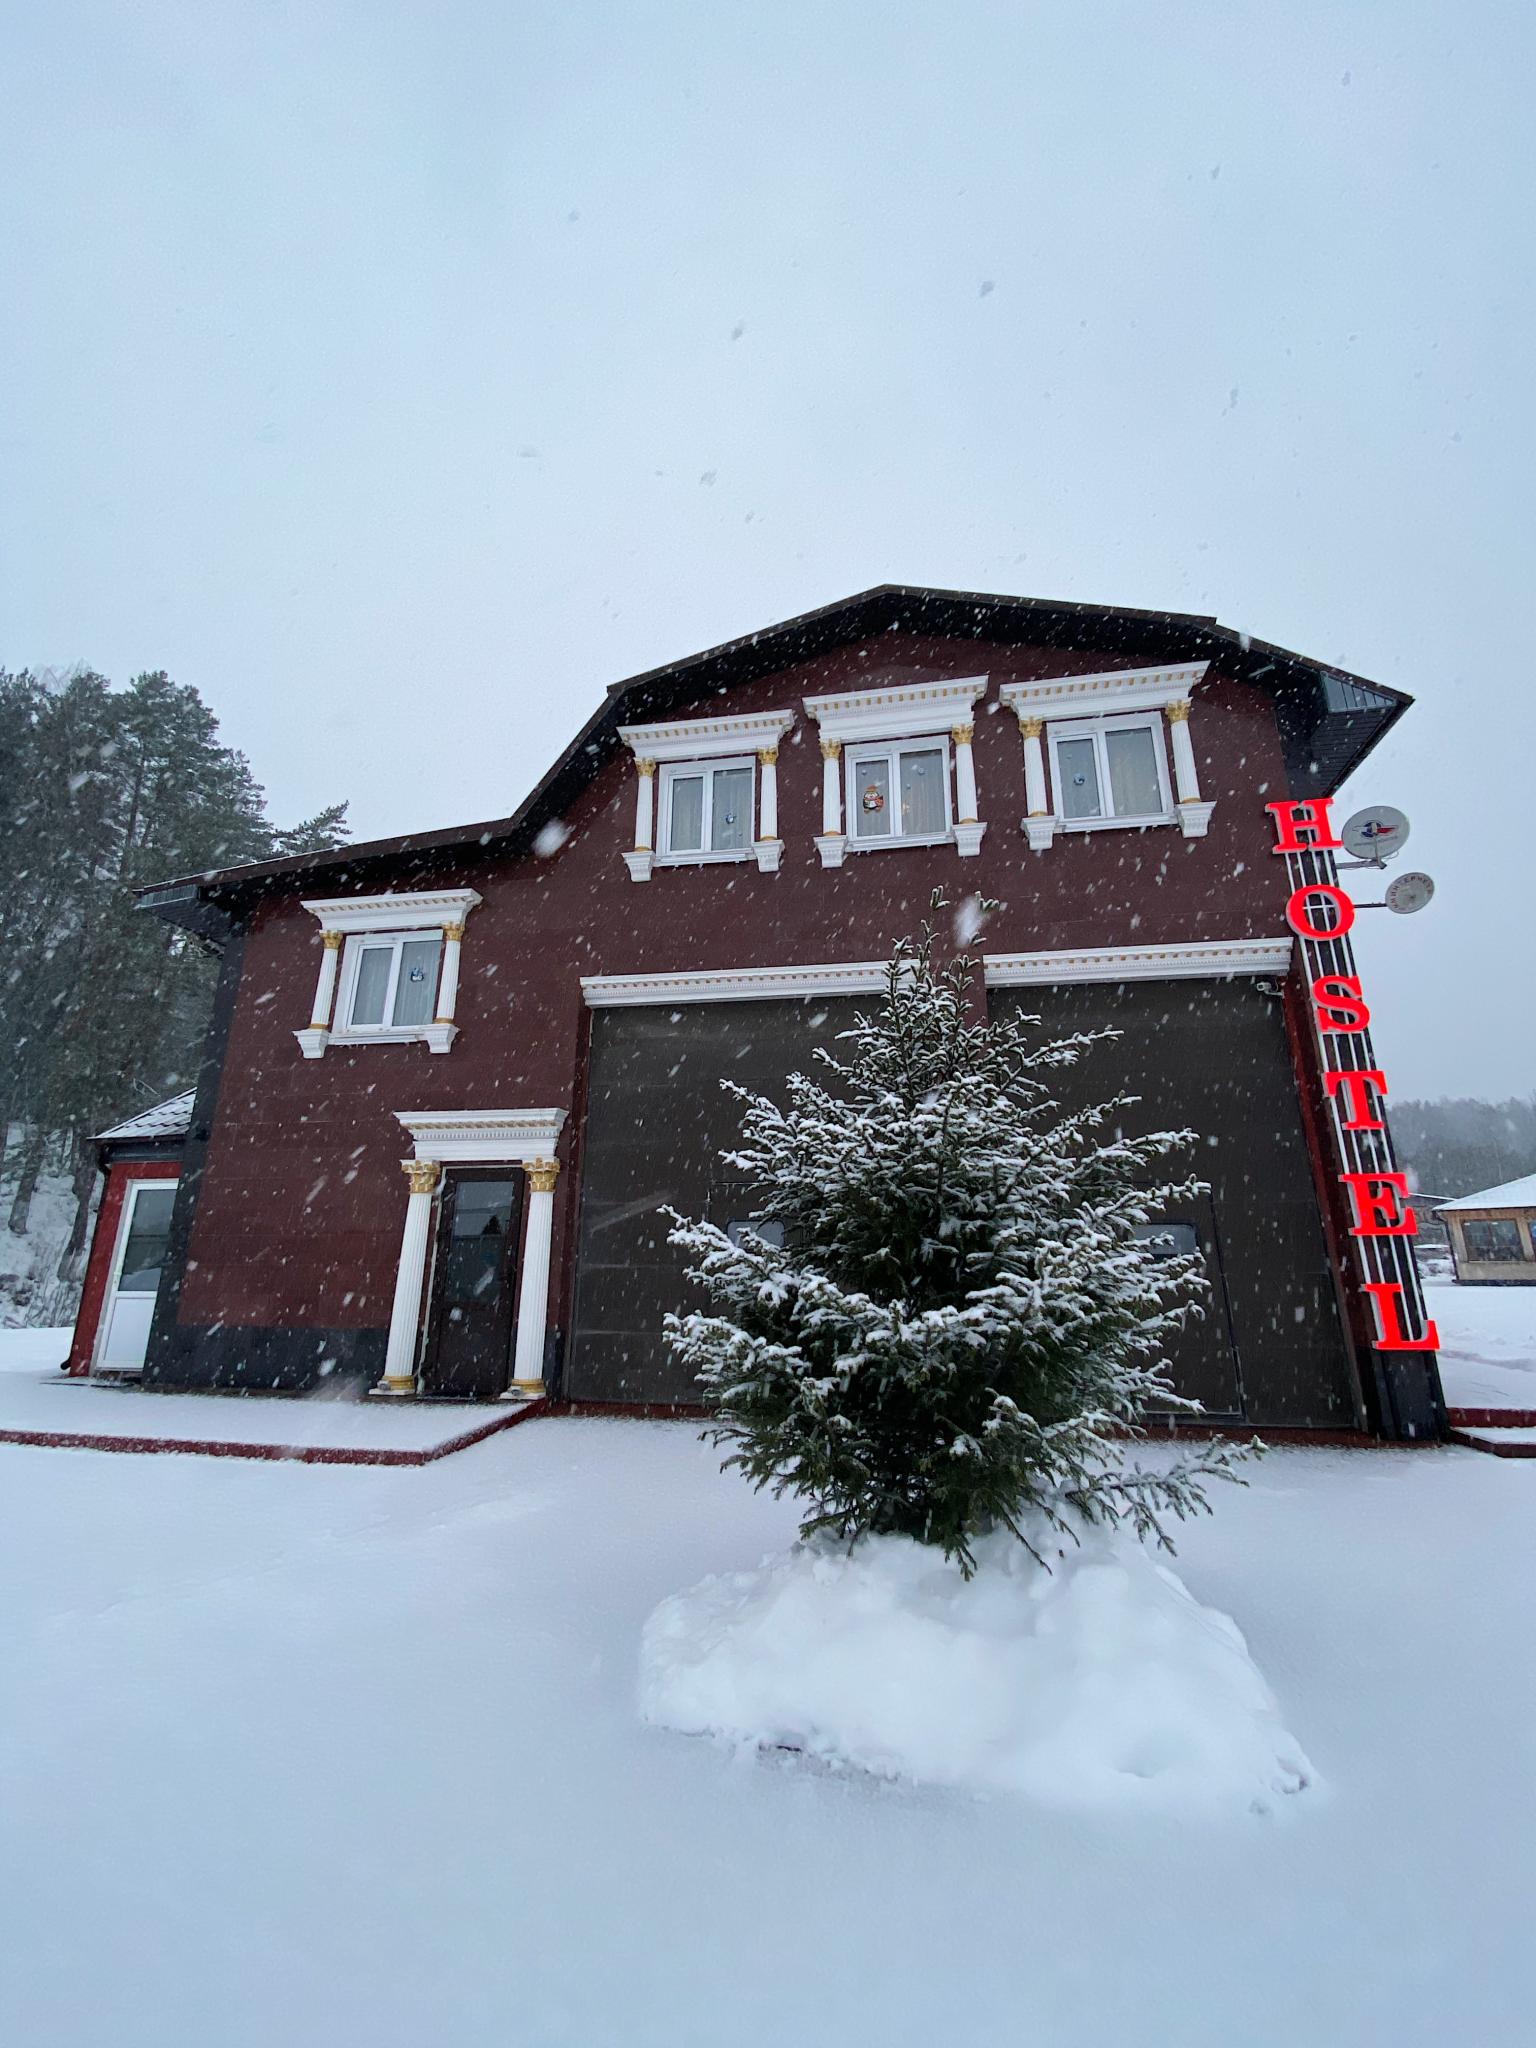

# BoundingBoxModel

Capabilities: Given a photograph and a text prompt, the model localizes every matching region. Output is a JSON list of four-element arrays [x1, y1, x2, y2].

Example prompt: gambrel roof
[[138, 583, 1412, 936]]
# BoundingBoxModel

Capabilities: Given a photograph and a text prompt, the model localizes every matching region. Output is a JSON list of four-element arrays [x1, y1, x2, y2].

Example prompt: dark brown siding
[[160, 630, 1314, 1398]]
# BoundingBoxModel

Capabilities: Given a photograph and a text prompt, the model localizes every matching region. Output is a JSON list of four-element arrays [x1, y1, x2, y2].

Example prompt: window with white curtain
[[337, 931, 444, 1035], [1048, 713, 1172, 827], [658, 758, 755, 860], [846, 738, 952, 845]]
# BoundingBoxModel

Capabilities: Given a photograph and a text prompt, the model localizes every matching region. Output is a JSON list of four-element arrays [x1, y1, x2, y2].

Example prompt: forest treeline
[[1392, 1096, 1536, 1210], [0, 665, 346, 1296]]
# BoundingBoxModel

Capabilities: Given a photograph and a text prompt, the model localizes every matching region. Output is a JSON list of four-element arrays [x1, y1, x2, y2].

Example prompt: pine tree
[[666, 904, 1252, 1575]]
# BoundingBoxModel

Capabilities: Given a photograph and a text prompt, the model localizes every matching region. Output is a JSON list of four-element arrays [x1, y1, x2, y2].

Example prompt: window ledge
[[845, 831, 960, 855], [652, 848, 755, 868], [1060, 812, 1177, 834], [303, 1024, 458, 1057]]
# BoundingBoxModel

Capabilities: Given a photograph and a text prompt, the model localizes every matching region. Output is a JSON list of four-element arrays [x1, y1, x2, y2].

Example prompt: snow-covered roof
[[94, 1090, 196, 1145], [1436, 1173, 1536, 1214]]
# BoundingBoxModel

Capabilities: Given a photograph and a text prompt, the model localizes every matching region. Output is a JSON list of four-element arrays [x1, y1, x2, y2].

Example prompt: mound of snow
[[640, 1522, 1315, 1814]]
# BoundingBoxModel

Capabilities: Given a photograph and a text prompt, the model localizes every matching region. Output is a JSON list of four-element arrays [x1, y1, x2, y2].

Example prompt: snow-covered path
[[1, 1414, 1532, 2048]]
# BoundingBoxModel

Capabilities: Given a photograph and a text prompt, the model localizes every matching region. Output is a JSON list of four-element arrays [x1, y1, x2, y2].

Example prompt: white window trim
[[802, 674, 987, 744], [297, 888, 482, 1058], [618, 709, 794, 879], [999, 662, 1210, 722], [93, 1174, 179, 1373], [1047, 711, 1175, 831], [332, 929, 446, 1043], [844, 735, 955, 851], [655, 755, 757, 865]]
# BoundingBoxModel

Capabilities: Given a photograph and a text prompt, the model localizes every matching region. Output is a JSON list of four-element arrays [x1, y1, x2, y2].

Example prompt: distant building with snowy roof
[[1436, 1176, 1536, 1286]]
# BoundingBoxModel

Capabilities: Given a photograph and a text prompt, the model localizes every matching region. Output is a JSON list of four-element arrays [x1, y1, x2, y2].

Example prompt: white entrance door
[[97, 1181, 178, 1372]]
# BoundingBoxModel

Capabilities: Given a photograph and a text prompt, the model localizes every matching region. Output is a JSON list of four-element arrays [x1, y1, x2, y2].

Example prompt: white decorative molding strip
[[581, 961, 891, 1008], [301, 889, 482, 935], [803, 675, 987, 744], [396, 1108, 567, 1163], [983, 937, 1292, 987], [1000, 662, 1210, 721], [618, 708, 796, 763]]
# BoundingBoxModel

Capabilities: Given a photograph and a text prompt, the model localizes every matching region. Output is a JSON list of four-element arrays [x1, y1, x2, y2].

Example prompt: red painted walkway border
[[1446, 1406, 1536, 1429], [0, 1398, 551, 1466]]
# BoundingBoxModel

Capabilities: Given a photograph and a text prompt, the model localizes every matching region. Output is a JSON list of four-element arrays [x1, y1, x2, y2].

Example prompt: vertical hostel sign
[[1266, 798, 1441, 1359]]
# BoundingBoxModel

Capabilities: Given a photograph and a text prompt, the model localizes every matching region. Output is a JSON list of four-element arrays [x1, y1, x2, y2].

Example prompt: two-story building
[[72, 586, 1445, 1439]]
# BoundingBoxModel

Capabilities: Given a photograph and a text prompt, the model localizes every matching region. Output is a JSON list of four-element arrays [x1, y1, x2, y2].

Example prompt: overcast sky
[[3, 1, 1531, 1099]]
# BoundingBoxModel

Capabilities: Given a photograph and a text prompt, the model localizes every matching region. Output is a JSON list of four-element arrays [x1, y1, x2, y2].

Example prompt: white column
[[296, 930, 343, 1058], [820, 738, 842, 835], [1166, 700, 1216, 839], [753, 745, 782, 873], [624, 758, 657, 881], [376, 1159, 441, 1395], [757, 746, 779, 840], [1018, 716, 1056, 850], [506, 1159, 559, 1398], [436, 923, 464, 1020], [1021, 718, 1048, 815], [815, 736, 846, 867], [1166, 701, 1200, 802], [952, 723, 979, 823]]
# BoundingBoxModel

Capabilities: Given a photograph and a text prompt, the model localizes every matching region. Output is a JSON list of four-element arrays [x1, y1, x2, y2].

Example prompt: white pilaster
[[816, 738, 846, 868], [1017, 717, 1057, 850], [506, 1159, 559, 1398], [295, 930, 343, 1059], [951, 723, 986, 857], [1166, 701, 1216, 839], [625, 758, 656, 882], [376, 1159, 441, 1395], [753, 745, 782, 873], [422, 922, 465, 1054]]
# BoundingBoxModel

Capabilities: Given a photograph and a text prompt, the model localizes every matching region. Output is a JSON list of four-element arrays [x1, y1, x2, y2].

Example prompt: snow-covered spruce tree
[[664, 905, 1251, 1575]]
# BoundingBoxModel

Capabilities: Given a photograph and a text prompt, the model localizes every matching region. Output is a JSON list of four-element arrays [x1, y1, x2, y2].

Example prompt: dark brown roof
[[137, 583, 1412, 925]]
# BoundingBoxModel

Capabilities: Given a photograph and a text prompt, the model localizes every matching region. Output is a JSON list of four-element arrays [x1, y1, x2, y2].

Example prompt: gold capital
[[443, 921, 466, 943], [635, 757, 657, 778], [758, 745, 779, 766], [1165, 700, 1191, 724], [951, 723, 974, 747], [401, 1159, 442, 1196], [526, 1158, 560, 1194], [322, 929, 343, 951], [1019, 716, 1043, 740], [820, 736, 842, 760]]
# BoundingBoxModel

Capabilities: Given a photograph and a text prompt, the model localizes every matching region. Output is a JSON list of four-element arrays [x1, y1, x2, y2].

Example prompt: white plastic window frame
[[844, 736, 954, 850], [1047, 711, 1174, 831], [655, 755, 757, 864], [332, 929, 447, 1041]]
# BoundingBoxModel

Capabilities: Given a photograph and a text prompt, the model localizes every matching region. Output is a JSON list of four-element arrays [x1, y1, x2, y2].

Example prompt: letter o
[[1286, 882, 1355, 940]]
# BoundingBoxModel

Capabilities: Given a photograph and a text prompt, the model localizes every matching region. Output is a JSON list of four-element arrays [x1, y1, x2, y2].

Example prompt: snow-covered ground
[[0, 1331, 513, 1451], [1, 1378, 1533, 2046], [1426, 1274, 1536, 1410]]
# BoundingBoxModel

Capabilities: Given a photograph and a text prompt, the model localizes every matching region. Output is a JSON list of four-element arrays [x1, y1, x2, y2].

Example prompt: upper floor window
[[341, 931, 444, 1035], [659, 757, 755, 861], [802, 674, 988, 867], [295, 888, 481, 1060], [1050, 712, 1172, 829], [847, 737, 951, 845], [618, 708, 795, 880]]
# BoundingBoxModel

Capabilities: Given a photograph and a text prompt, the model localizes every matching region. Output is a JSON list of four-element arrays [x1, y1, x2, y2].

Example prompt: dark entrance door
[[421, 1171, 524, 1398]]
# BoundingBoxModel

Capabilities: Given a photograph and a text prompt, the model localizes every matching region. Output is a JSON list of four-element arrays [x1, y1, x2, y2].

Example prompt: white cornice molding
[[301, 889, 482, 935], [983, 938, 1292, 986], [618, 709, 795, 763], [582, 961, 890, 1008], [396, 1108, 566, 1163], [1000, 663, 1210, 721], [802, 676, 987, 744]]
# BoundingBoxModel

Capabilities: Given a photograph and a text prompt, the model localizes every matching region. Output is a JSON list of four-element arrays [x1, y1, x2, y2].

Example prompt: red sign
[[1267, 798, 1441, 1354]]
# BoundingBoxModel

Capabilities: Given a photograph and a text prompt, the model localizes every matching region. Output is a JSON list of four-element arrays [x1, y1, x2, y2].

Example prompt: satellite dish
[[1385, 871, 1435, 915], [1341, 805, 1410, 862]]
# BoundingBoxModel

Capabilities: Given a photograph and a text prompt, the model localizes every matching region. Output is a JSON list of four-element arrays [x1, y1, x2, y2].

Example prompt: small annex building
[[70, 586, 1445, 1441], [66, 1091, 191, 1376], [1436, 1176, 1536, 1286]]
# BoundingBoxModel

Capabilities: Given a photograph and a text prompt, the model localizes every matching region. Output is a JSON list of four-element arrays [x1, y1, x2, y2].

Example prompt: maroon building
[[86, 587, 1441, 1439]]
